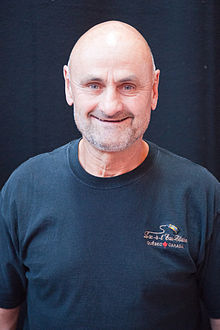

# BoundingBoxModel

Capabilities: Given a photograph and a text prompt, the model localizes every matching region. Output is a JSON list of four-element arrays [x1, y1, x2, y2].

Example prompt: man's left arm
[[210, 318, 220, 330], [199, 179, 220, 328]]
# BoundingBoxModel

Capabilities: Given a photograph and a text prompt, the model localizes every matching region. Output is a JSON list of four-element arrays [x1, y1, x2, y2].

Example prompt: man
[[0, 21, 219, 330]]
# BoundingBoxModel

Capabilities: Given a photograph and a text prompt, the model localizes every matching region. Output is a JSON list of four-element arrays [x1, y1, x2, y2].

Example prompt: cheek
[[74, 95, 97, 114], [126, 96, 151, 117]]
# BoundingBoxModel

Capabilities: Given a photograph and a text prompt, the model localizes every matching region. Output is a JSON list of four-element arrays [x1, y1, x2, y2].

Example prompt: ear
[[151, 69, 160, 110], [63, 65, 74, 106]]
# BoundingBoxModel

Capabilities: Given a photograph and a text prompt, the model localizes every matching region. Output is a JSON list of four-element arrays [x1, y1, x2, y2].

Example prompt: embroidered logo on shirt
[[144, 224, 188, 249]]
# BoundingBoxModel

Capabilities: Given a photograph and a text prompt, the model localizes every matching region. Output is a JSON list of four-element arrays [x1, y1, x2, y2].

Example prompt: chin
[[86, 136, 139, 153]]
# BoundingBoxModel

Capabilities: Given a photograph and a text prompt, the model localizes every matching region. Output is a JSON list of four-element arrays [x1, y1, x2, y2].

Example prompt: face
[[64, 35, 159, 152]]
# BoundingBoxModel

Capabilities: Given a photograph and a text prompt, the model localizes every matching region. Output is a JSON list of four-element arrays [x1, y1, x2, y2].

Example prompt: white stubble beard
[[73, 108, 150, 152]]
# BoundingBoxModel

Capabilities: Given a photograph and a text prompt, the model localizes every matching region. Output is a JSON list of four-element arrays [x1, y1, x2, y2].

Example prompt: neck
[[78, 138, 149, 177]]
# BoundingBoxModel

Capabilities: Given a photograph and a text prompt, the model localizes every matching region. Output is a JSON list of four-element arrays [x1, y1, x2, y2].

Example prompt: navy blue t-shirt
[[0, 140, 219, 329]]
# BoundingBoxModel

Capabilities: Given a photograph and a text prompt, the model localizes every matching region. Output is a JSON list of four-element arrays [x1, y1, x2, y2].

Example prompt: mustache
[[89, 110, 134, 121]]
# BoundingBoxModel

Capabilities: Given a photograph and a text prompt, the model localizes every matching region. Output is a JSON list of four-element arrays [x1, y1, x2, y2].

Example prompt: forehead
[[70, 40, 152, 82]]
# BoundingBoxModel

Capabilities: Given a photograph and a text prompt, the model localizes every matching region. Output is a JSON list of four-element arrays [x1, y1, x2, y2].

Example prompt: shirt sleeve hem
[[0, 297, 25, 309], [208, 310, 220, 319]]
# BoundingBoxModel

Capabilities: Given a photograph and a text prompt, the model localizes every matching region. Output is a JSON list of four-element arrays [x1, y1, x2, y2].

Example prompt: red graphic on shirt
[[163, 242, 168, 248]]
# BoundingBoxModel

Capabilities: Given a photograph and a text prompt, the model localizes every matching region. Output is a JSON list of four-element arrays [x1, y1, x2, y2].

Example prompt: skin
[[0, 306, 20, 330], [63, 21, 160, 177], [210, 319, 220, 330]]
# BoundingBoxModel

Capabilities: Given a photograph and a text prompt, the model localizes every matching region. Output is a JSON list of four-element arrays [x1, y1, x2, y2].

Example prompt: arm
[[210, 318, 220, 330], [0, 306, 20, 330]]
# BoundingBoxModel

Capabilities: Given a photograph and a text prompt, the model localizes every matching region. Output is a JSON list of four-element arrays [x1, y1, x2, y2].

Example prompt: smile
[[91, 115, 130, 123]]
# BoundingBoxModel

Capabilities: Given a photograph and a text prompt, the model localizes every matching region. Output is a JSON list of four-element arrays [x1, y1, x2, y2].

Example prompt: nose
[[99, 86, 123, 117]]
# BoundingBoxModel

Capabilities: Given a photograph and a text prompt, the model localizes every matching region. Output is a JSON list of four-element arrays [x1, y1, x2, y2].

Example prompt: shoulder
[[150, 142, 219, 186], [1, 141, 75, 197], [17, 142, 71, 172], [149, 142, 219, 208]]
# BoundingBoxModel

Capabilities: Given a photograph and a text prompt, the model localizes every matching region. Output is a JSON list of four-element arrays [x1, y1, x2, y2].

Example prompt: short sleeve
[[200, 211, 220, 318], [0, 190, 26, 308]]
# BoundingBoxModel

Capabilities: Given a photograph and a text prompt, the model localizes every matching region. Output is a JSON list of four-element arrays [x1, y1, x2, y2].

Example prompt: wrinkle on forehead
[[68, 21, 155, 76]]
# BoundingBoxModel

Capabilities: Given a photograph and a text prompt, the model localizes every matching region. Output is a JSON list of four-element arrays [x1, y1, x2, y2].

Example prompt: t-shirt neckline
[[67, 139, 158, 189]]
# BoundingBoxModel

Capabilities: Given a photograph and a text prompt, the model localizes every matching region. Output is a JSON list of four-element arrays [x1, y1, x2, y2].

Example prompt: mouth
[[90, 115, 130, 123]]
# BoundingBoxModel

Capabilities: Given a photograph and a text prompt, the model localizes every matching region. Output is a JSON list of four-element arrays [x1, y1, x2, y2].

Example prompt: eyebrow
[[117, 75, 139, 83], [79, 75, 139, 85], [80, 77, 103, 85]]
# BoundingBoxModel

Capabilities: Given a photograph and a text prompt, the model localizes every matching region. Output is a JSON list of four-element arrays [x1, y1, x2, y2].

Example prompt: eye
[[119, 83, 136, 94], [123, 84, 135, 90], [87, 83, 101, 90]]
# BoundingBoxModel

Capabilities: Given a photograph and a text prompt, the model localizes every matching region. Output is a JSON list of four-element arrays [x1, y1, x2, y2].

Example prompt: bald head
[[68, 21, 155, 75], [63, 20, 160, 153]]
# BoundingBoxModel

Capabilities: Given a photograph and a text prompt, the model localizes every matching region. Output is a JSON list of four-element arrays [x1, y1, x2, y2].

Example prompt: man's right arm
[[0, 306, 20, 330]]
